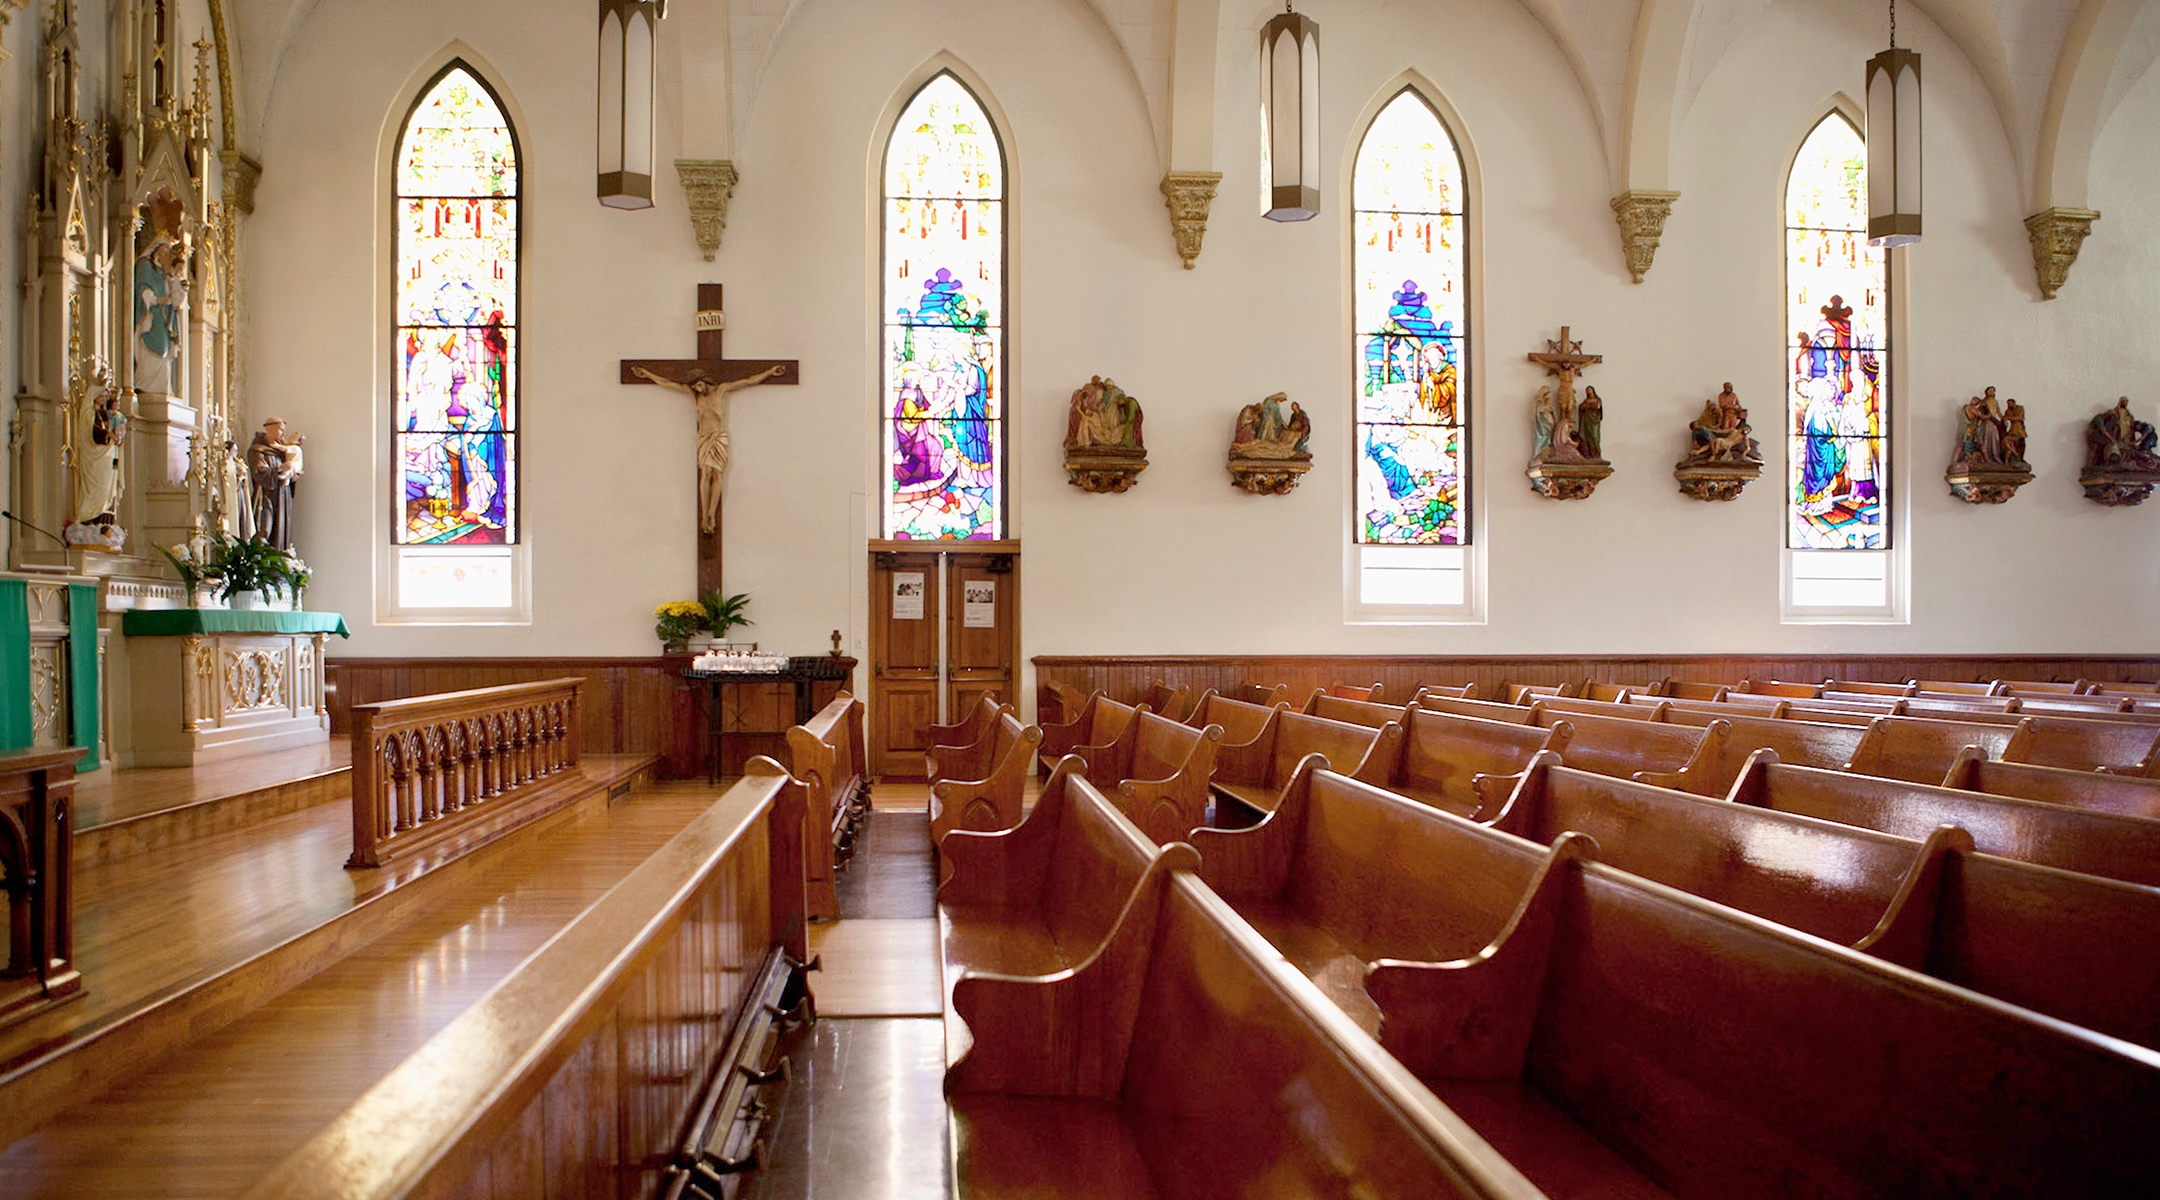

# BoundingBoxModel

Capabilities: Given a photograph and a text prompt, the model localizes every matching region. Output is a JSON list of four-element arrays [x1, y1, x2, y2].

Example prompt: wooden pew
[[925, 695, 1006, 770], [1300, 690, 1407, 727], [2015, 694, 2144, 717], [0, 747, 83, 1025], [2090, 680, 2160, 695], [1645, 692, 1786, 718], [1998, 678, 2089, 695], [1190, 760, 1590, 1037], [1823, 679, 1918, 697], [2000, 714, 2160, 774], [938, 761, 1196, 1061], [1140, 679, 1192, 723], [1364, 834, 2160, 1198], [1489, 753, 2160, 1049], [1914, 679, 2006, 696], [929, 710, 1044, 842], [1526, 704, 1724, 783], [1577, 682, 1636, 702], [1640, 711, 1870, 796], [1182, 689, 1283, 747], [1228, 682, 1291, 706], [1417, 693, 1539, 725], [1043, 680, 1097, 725], [1659, 680, 1728, 700], [1505, 682, 1575, 704], [1413, 682, 1479, 700], [1534, 694, 1666, 722], [785, 691, 869, 919], [1209, 712, 1399, 817], [1382, 708, 1566, 819], [1739, 678, 1822, 698], [1323, 682, 1384, 702], [1785, 701, 1898, 726], [1728, 752, 2160, 886], [1905, 694, 2024, 716], [1944, 749, 2160, 819], [1038, 693, 1145, 777], [944, 866, 1545, 1199], [1843, 714, 2030, 784], [1077, 711, 1223, 846]]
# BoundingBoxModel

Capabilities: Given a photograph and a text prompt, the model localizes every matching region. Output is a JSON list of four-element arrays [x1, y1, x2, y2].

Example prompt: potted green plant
[[701, 590, 753, 645], [214, 536, 293, 609], [157, 542, 225, 608]]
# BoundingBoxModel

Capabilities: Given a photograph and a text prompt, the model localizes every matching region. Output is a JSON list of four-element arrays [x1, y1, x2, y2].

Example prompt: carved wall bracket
[[1159, 171, 1222, 270], [1063, 376, 1148, 493], [217, 150, 260, 214], [2025, 208, 2098, 300], [1228, 459, 1310, 495], [676, 159, 739, 262], [1946, 467, 2034, 504], [1610, 190, 1679, 284]]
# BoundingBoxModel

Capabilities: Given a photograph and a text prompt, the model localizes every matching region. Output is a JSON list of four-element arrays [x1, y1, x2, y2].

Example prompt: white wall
[[238, 0, 2160, 663]]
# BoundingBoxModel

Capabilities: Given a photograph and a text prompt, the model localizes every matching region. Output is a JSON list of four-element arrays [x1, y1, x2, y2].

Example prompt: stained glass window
[[882, 73, 1004, 540], [394, 64, 518, 548], [1786, 114, 1888, 550], [1354, 90, 1467, 546]]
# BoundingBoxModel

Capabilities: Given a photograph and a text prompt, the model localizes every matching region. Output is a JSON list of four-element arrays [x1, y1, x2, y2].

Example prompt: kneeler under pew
[[1485, 752, 2160, 1049], [1190, 761, 2160, 1197]]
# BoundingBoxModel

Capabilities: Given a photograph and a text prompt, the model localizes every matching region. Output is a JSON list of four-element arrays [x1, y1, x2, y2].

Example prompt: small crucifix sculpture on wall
[[620, 283, 800, 593]]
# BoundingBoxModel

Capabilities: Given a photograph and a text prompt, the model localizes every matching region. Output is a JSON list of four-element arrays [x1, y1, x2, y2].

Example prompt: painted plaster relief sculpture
[[1227, 392, 1313, 495], [2080, 396, 2160, 506], [1944, 386, 2033, 504], [1062, 375, 1148, 493], [1674, 382, 1764, 501], [1524, 327, 1611, 500]]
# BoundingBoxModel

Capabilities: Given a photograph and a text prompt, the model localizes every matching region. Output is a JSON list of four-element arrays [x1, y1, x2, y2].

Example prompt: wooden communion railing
[[347, 679, 584, 869]]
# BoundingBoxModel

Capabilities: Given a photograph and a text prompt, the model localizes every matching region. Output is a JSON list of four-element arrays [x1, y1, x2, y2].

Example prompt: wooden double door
[[867, 543, 1019, 780]]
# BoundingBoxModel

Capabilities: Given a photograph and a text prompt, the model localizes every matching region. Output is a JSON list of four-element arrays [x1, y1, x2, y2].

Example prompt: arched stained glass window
[[881, 73, 1004, 541], [1786, 114, 1887, 551], [395, 65, 518, 552], [1354, 90, 1467, 548]]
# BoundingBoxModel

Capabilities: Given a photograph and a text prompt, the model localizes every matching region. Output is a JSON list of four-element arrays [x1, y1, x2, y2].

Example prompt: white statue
[[70, 389, 127, 530]]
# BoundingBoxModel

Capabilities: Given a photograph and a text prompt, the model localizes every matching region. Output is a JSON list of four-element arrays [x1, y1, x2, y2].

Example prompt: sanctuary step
[[0, 752, 659, 1136], [72, 740, 354, 866], [0, 765, 694, 1197]]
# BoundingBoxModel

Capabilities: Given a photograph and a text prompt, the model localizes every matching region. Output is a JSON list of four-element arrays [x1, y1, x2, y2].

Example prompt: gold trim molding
[[1160, 171, 1222, 270], [676, 159, 738, 262], [2024, 207, 2098, 301], [1610, 190, 1679, 284]]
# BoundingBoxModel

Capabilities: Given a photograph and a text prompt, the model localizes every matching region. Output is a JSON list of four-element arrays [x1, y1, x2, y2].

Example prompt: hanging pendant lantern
[[598, 0, 664, 210], [1864, 0, 1920, 246], [1259, 3, 1320, 222]]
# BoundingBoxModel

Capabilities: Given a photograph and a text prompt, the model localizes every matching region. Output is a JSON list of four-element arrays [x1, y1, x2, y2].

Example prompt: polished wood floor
[[0, 753, 654, 1076], [0, 777, 730, 1198], [73, 742, 352, 829]]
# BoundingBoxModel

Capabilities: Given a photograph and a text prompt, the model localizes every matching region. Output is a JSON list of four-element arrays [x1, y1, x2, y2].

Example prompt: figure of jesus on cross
[[621, 283, 799, 594]]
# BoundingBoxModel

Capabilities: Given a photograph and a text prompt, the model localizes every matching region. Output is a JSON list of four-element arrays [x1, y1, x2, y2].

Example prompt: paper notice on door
[[893, 571, 926, 620], [963, 580, 996, 628]]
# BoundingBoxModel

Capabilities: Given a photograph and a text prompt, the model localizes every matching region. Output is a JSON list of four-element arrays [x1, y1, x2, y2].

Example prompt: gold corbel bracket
[[676, 159, 739, 262], [1610, 190, 1679, 284], [1160, 172, 1222, 270], [218, 150, 261, 215], [2024, 208, 2098, 301]]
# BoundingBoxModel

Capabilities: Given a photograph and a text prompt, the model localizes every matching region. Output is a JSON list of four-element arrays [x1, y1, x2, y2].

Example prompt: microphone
[[2, 510, 66, 547]]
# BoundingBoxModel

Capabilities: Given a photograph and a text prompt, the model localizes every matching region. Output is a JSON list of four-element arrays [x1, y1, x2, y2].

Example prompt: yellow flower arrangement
[[653, 599, 709, 648]]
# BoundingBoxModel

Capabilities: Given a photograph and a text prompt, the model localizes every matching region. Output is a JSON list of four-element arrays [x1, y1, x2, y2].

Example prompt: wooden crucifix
[[620, 283, 799, 595]]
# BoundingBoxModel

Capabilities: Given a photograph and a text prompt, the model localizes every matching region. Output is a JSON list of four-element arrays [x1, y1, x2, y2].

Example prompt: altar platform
[[0, 751, 661, 1146], [73, 740, 353, 865]]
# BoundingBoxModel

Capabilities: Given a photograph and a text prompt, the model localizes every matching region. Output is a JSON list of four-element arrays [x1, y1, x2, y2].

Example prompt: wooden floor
[[0, 753, 653, 1077], [0, 775, 726, 1198], [73, 741, 353, 830]]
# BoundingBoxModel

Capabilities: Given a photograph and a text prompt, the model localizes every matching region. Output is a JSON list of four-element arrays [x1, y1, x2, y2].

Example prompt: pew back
[[1300, 691, 1408, 728], [1639, 712, 1870, 796], [1843, 715, 2028, 784], [1182, 690, 1281, 745], [1140, 680, 1193, 724], [1947, 754, 2160, 819], [2002, 715, 2160, 773], [1390, 709, 1562, 818], [1528, 705, 1721, 781], [1418, 694, 1539, 725]]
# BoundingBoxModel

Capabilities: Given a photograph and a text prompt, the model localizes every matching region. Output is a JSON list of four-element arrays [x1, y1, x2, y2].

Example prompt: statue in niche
[[1945, 386, 2034, 504], [1227, 392, 1314, 495], [2080, 396, 2160, 506], [66, 388, 128, 549], [1524, 327, 1611, 499], [1674, 382, 1764, 501], [132, 189, 188, 397], [249, 418, 306, 550], [1062, 375, 1149, 493]]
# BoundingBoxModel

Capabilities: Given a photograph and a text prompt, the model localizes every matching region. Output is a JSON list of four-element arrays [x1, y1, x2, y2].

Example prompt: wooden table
[[684, 656, 855, 783]]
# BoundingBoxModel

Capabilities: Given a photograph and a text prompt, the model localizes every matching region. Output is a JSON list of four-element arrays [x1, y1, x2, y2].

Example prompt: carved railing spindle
[[346, 679, 587, 870]]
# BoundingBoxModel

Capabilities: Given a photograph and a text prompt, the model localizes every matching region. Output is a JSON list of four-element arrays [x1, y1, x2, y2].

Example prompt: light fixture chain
[[1890, 0, 1897, 49]]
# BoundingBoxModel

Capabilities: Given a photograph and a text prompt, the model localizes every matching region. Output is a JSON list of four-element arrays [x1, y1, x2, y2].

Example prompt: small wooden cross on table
[[620, 283, 799, 594]]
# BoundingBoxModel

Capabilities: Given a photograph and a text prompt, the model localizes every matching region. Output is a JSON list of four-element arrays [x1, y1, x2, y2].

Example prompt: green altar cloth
[[122, 609, 351, 638]]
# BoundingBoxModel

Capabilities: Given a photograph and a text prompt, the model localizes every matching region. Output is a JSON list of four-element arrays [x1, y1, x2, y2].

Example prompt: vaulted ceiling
[[227, 0, 2157, 212]]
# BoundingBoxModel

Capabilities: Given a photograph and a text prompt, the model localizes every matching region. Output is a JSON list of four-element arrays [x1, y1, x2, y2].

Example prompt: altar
[[120, 609, 349, 767]]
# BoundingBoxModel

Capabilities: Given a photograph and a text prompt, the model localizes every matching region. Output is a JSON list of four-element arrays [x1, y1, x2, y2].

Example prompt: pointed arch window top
[[399, 67, 518, 200], [1788, 114, 1865, 233], [885, 74, 1002, 201], [1354, 92, 1462, 219]]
